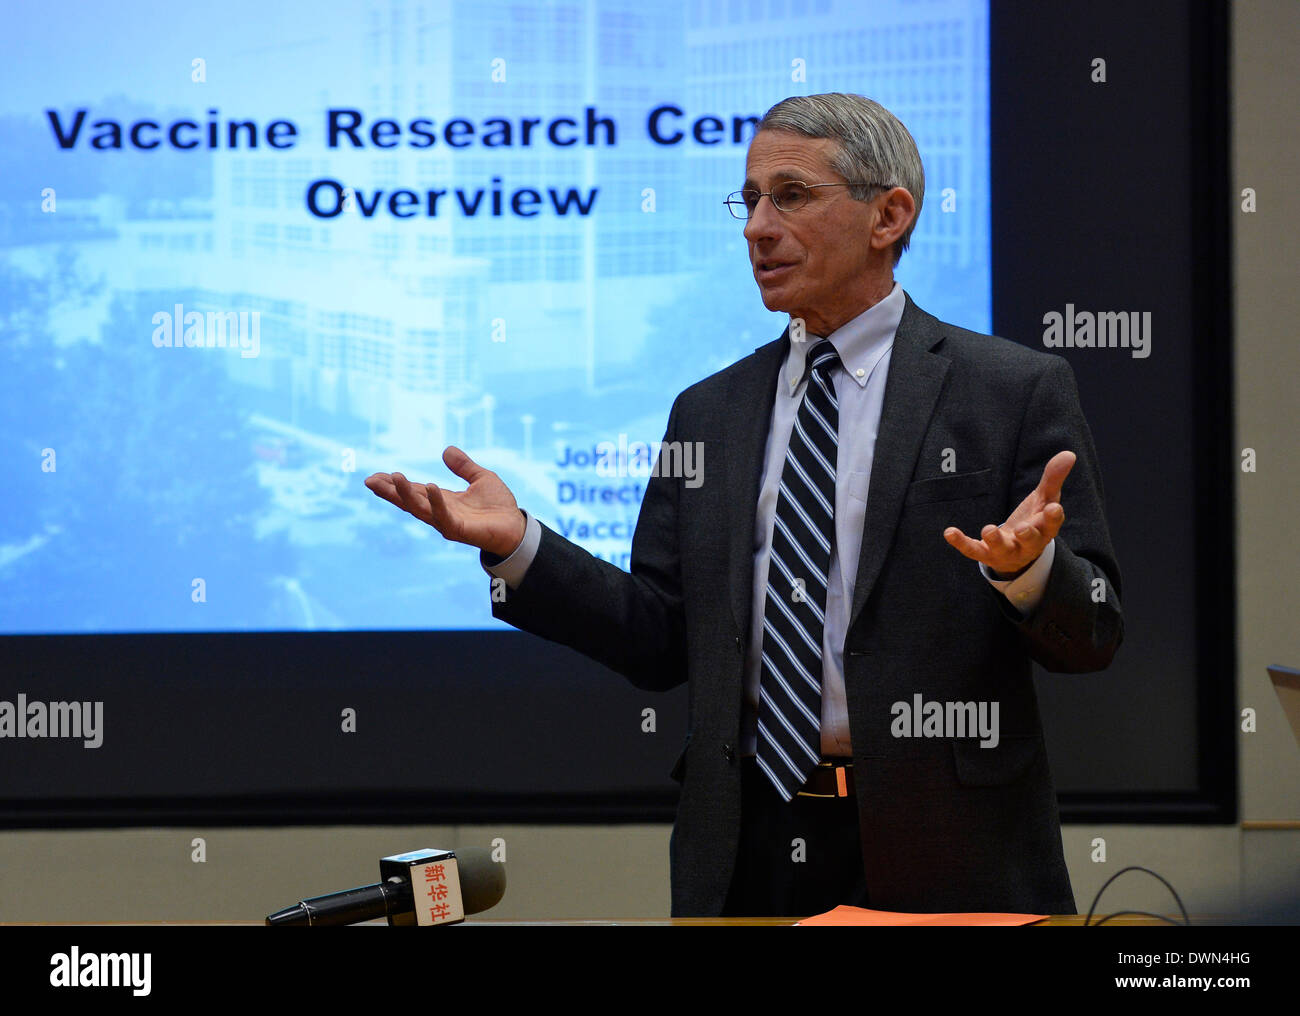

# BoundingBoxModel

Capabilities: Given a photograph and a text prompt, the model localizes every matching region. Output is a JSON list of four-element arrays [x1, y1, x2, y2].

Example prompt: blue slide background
[[0, 0, 988, 632]]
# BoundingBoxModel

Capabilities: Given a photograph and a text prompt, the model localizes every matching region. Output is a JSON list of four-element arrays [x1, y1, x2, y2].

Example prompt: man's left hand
[[943, 450, 1076, 576]]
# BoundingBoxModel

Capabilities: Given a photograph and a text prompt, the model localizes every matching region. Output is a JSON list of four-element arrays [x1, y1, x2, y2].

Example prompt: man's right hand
[[365, 446, 526, 558]]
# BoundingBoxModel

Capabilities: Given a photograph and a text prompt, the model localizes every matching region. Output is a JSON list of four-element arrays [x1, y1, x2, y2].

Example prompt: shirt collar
[[783, 282, 904, 396]]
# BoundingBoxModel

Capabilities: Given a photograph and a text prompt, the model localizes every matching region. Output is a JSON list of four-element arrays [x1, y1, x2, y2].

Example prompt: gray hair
[[756, 93, 925, 265]]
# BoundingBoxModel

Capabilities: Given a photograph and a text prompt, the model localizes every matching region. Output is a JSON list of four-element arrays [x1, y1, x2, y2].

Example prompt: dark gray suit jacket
[[493, 292, 1123, 916]]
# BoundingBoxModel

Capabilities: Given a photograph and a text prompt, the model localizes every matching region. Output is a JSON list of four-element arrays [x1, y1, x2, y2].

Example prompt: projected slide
[[0, 0, 989, 633]]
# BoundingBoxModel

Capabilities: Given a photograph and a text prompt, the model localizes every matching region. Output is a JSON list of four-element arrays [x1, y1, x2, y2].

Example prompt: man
[[366, 93, 1123, 918]]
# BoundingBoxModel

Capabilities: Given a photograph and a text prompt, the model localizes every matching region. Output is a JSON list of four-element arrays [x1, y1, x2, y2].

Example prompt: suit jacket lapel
[[724, 328, 787, 637], [847, 293, 950, 631]]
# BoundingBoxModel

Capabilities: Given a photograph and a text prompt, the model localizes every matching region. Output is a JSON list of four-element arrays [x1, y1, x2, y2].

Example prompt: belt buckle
[[796, 761, 852, 798]]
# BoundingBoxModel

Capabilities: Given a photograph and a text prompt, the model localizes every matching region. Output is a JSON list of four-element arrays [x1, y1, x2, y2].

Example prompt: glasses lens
[[725, 193, 749, 219], [771, 181, 808, 211]]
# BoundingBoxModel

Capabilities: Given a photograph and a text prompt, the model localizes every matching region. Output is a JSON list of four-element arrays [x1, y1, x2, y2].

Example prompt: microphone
[[266, 846, 505, 927]]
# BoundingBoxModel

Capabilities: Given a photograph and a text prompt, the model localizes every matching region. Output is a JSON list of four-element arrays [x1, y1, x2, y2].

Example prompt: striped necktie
[[756, 339, 841, 801]]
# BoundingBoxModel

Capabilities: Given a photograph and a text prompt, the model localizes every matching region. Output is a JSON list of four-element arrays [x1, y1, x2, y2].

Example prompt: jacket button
[[721, 743, 735, 764], [734, 636, 742, 654]]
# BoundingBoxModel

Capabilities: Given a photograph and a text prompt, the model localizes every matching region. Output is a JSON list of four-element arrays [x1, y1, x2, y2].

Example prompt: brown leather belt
[[796, 759, 855, 799]]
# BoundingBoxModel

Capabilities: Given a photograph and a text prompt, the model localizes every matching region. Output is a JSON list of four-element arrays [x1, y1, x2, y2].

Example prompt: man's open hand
[[943, 450, 1075, 576], [365, 446, 526, 558]]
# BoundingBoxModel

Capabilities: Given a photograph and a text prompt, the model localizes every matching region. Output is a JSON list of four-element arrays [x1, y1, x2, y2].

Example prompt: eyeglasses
[[724, 180, 893, 219]]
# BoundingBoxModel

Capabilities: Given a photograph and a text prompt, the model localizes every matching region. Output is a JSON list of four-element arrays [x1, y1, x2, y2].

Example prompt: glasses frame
[[723, 180, 894, 219]]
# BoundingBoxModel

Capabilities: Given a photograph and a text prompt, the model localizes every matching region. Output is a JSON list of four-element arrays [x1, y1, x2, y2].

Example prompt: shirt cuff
[[480, 510, 541, 590], [980, 538, 1056, 616]]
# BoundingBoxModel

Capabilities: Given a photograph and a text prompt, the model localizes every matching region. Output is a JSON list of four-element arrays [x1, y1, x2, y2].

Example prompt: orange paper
[[797, 905, 1046, 926]]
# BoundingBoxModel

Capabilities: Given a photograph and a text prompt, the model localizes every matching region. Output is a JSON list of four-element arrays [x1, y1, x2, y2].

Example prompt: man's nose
[[743, 194, 782, 244]]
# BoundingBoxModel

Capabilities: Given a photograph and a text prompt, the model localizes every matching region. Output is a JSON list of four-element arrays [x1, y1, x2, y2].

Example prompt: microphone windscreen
[[456, 846, 506, 915]]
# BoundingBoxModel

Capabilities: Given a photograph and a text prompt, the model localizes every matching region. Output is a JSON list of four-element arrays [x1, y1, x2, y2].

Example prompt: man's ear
[[870, 187, 917, 255]]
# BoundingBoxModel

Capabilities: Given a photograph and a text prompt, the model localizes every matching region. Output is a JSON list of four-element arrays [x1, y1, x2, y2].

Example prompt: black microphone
[[266, 847, 505, 927]]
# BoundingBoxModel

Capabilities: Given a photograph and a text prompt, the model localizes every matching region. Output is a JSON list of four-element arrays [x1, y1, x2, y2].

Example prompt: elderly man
[[367, 93, 1123, 918]]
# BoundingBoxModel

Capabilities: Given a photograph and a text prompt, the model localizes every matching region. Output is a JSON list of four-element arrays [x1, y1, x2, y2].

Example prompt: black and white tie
[[756, 339, 840, 801]]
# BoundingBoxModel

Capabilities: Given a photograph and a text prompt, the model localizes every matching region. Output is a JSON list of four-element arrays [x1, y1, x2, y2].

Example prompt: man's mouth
[[756, 261, 795, 280]]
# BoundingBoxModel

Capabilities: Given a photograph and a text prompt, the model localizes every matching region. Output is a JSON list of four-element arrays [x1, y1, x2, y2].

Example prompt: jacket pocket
[[904, 467, 993, 506], [950, 734, 1041, 787]]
